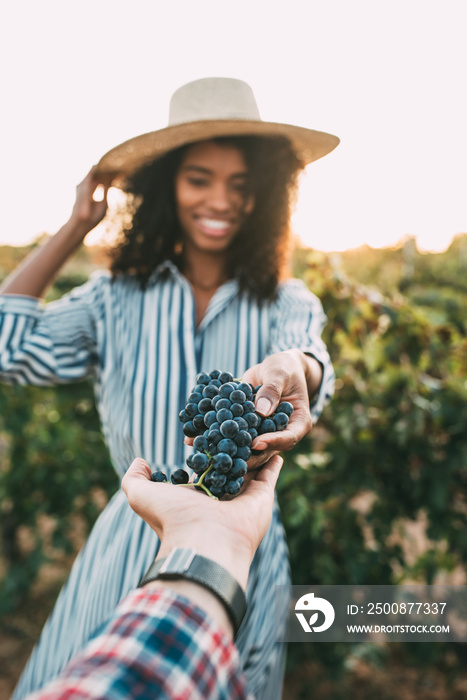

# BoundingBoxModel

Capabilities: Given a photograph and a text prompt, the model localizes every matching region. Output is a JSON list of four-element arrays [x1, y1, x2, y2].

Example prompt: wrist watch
[[138, 547, 247, 637]]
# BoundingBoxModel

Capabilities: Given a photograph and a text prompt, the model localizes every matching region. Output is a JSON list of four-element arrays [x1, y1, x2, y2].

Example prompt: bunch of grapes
[[151, 370, 293, 499]]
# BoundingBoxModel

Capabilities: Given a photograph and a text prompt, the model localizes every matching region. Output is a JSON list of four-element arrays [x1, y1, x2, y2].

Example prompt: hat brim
[[95, 120, 340, 187]]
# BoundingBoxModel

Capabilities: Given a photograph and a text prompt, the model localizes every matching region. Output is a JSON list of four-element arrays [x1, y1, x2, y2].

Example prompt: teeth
[[199, 218, 229, 231]]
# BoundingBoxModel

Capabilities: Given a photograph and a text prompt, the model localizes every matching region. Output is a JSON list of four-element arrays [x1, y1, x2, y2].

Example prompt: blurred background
[[1, 1, 466, 698]]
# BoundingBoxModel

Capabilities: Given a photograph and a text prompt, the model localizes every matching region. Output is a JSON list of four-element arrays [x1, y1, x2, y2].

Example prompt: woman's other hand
[[68, 166, 112, 237], [0, 167, 113, 298]]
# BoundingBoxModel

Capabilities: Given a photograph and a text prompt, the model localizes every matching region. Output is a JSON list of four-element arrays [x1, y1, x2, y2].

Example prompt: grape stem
[[197, 464, 218, 499]]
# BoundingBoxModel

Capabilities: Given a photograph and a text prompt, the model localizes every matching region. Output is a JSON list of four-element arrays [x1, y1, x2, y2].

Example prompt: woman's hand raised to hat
[[0, 167, 114, 299], [242, 349, 322, 470], [68, 167, 113, 237]]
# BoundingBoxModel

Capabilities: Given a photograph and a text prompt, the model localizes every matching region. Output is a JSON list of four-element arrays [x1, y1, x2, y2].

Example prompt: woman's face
[[174, 140, 254, 255]]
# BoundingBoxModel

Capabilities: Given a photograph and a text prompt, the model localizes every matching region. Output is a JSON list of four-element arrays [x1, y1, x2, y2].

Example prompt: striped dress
[[0, 261, 334, 700]]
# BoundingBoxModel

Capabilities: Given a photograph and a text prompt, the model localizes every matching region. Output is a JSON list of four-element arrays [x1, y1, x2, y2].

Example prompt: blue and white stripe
[[1, 261, 334, 700]]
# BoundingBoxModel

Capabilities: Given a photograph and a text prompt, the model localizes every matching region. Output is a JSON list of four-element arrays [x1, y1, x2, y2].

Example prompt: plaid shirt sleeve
[[26, 587, 253, 700]]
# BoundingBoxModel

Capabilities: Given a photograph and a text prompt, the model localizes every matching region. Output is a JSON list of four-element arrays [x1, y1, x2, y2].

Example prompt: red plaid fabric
[[26, 587, 253, 699]]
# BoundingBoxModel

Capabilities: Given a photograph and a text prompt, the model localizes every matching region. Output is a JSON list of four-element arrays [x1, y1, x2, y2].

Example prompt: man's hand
[[121, 455, 283, 590]]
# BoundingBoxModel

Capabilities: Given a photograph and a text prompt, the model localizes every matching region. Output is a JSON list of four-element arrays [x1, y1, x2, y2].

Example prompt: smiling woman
[[109, 133, 303, 303], [1, 77, 337, 700]]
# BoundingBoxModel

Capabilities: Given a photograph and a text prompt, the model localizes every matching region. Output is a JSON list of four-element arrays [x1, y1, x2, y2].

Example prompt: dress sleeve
[[0, 273, 107, 386], [26, 588, 251, 700], [268, 279, 335, 422]]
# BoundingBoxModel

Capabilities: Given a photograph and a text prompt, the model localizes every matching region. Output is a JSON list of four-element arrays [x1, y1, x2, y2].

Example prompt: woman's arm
[[0, 168, 111, 299], [242, 281, 335, 468], [242, 349, 317, 467]]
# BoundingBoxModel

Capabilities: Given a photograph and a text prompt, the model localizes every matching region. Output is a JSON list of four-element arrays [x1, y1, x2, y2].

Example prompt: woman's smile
[[194, 216, 234, 237]]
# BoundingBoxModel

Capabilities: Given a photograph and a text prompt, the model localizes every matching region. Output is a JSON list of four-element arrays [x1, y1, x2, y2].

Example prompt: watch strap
[[138, 548, 247, 637]]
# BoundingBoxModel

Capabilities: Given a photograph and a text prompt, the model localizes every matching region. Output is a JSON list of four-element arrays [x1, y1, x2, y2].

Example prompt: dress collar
[[146, 259, 240, 331], [147, 259, 181, 284]]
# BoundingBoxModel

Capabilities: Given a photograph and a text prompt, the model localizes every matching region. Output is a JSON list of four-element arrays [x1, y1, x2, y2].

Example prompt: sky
[[1, 0, 466, 253]]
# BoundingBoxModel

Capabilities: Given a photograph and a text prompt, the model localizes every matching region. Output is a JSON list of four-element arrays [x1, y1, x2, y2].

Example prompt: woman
[[0, 77, 338, 699]]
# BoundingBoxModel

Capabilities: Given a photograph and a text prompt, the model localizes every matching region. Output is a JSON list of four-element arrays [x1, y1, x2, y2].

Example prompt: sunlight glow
[[1, 1, 465, 255]]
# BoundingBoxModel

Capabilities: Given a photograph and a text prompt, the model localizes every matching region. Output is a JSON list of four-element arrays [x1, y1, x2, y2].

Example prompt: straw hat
[[96, 77, 340, 185]]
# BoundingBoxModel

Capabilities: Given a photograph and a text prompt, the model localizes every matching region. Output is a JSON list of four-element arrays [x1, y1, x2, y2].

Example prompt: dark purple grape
[[217, 438, 237, 457], [210, 484, 225, 498], [220, 419, 239, 439], [183, 421, 198, 437], [219, 371, 234, 383], [150, 471, 168, 482], [277, 401, 294, 417], [236, 430, 252, 447], [234, 417, 248, 431], [219, 383, 235, 398], [213, 452, 233, 473], [193, 414, 206, 431], [217, 408, 234, 423], [204, 411, 218, 428], [210, 471, 227, 488], [244, 412, 260, 428], [171, 469, 189, 484], [185, 402, 199, 418], [193, 434, 209, 452], [236, 445, 251, 461], [243, 401, 255, 414], [198, 397, 213, 413], [236, 382, 253, 400], [196, 372, 210, 385], [231, 402, 244, 417], [225, 478, 243, 496], [207, 428, 222, 445], [230, 389, 246, 404], [209, 369, 221, 379], [203, 384, 219, 399], [203, 471, 213, 487], [190, 452, 209, 473], [230, 459, 247, 478], [258, 418, 276, 434], [273, 412, 289, 430]]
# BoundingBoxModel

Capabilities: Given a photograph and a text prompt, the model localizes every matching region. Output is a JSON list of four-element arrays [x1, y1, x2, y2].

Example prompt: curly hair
[[108, 135, 305, 300]]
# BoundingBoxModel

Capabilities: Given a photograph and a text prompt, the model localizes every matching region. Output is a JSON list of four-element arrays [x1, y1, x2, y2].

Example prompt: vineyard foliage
[[1, 237, 466, 674]]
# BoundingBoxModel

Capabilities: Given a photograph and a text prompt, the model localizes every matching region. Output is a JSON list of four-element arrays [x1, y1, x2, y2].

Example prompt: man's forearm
[[144, 579, 234, 639], [149, 531, 253, 640]]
